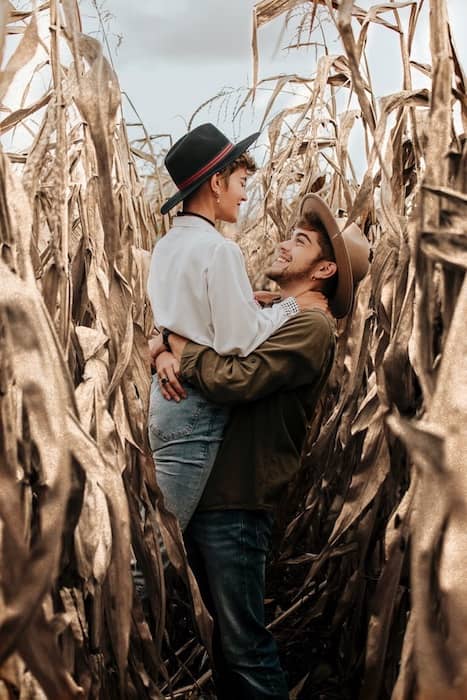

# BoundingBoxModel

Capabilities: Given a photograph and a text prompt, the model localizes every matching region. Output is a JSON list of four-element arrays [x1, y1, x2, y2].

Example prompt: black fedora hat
[[161, 123, 260, 215]]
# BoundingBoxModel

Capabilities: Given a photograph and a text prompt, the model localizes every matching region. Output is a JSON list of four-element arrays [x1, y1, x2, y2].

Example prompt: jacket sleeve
[[207, 241, 299, 356], [180, 311, 335, 404]]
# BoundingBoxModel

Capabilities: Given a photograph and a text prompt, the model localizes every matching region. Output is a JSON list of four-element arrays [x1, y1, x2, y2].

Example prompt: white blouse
[[147, 215, 299, 356]]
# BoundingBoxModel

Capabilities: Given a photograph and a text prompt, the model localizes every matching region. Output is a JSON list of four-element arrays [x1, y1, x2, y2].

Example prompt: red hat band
[[177, 143, 235, 191]]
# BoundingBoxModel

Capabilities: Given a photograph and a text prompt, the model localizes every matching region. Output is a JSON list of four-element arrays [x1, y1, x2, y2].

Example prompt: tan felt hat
[[299, 194, 370, 318]]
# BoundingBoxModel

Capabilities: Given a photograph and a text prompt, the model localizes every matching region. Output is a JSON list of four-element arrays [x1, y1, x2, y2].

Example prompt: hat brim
[[161, 131, 260, 215], [299, 194, 354, 318]]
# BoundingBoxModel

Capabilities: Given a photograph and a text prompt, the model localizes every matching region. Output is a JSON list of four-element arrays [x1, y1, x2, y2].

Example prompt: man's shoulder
[[269, 309, 336, 356], [284, 309, 336, 337], [275, 311, 336, 374]]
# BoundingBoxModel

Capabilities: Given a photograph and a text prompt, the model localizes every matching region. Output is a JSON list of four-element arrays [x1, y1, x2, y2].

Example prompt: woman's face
[[216, 166, 248, 223]]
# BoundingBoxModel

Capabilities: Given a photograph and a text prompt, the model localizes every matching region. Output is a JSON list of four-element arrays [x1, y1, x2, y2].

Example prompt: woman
[[147, 123, 321, 530]]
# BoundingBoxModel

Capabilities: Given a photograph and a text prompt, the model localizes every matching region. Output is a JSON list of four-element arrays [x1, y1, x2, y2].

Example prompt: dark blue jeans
[[184, 509, 289, 700]]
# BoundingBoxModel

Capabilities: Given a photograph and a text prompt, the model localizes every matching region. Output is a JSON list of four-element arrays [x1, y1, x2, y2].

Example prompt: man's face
[[267, 228, 326, 284], [217, 166, 248, 223]]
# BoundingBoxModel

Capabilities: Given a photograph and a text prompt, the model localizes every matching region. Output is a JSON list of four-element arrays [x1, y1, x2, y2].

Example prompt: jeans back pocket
[[149, 378, 207, 442]]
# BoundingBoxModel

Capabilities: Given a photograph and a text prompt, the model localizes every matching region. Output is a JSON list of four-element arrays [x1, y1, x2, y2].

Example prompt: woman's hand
[[254, 289, 332, 317], [254, 290, 281, 307], [295, 290, 331, 316], [155, 351, 187, 401]]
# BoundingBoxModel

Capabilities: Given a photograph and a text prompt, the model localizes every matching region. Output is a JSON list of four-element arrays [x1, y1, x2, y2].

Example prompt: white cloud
[[80, 0, 466, 144]]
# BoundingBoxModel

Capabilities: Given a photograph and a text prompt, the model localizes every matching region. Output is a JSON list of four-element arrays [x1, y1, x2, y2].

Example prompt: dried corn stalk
[[0, 1, 210, 697], [0, 0, 466, 698], [241, 1, 467, 699]]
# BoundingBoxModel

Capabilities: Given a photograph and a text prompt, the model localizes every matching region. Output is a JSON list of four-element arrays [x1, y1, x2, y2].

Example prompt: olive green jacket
[[180, 310, 336, 511]]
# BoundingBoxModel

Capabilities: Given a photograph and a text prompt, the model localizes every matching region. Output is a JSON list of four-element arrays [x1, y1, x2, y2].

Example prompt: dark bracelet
[[162, 327, 172, 352]]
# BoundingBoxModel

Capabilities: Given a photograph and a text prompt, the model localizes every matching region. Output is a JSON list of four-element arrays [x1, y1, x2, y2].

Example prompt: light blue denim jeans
[[148, 375, 229, 531]]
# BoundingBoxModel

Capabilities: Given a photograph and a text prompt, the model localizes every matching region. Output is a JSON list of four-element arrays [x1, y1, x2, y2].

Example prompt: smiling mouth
[[275, 256, 290, 263]]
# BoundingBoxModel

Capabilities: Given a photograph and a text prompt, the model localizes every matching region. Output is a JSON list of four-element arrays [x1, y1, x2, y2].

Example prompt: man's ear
[[314, 260, 337, 280]]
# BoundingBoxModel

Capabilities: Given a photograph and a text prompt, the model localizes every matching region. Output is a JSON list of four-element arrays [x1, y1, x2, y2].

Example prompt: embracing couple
[[147, 123, 369, 700]]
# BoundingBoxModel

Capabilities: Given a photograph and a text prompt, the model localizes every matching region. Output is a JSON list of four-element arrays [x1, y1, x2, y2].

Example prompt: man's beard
[[267, 267, 310, 285]]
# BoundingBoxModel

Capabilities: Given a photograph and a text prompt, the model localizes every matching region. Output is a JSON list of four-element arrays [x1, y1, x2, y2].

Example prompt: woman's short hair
[[220, 152, 257, 182]]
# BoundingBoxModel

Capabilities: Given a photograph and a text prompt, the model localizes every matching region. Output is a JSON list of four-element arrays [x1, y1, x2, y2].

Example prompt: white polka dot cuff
[[277, 296, 300, 318]]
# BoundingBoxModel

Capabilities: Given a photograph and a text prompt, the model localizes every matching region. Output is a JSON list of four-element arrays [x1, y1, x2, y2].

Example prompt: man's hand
[[169, 332, 190, 362], [148, 333, 165, 368], [295, 290, 331, 316], [155, 351, 187, 401]]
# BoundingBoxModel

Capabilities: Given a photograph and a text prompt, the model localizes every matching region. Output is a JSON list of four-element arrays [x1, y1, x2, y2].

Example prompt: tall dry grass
[[242, 2, 467, 699], [0, 2, 208, 697], [0, 1, 465, 699]]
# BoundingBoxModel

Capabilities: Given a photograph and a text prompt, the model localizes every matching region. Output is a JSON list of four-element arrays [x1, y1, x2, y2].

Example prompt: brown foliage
[[0, 1, 465, 699], [0, 1, 207, 697], [244, 1, 467, 699]]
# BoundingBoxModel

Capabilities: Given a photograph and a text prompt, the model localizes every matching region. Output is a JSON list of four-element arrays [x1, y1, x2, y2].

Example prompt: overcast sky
[[80, 0, 466, 150]]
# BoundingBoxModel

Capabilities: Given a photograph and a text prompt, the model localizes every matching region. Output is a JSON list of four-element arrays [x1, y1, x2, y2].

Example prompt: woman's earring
[[216, 195, 220, 203]]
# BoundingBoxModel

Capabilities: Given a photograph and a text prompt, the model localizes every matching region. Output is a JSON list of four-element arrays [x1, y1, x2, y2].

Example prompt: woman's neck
[[182, 197, 217, 225], [179, 210, 215, 227]]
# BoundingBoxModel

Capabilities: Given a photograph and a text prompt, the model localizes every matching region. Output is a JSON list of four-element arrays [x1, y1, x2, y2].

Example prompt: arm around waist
[[180, 311, 335, 404]]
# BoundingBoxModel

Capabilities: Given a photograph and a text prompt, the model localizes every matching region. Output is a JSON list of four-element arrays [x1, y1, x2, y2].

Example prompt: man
[[156, 194, 370, 699]]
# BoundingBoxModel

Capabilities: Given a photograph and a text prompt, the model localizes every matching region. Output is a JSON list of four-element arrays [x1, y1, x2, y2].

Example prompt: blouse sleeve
[[207, 240, 299, 356]]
